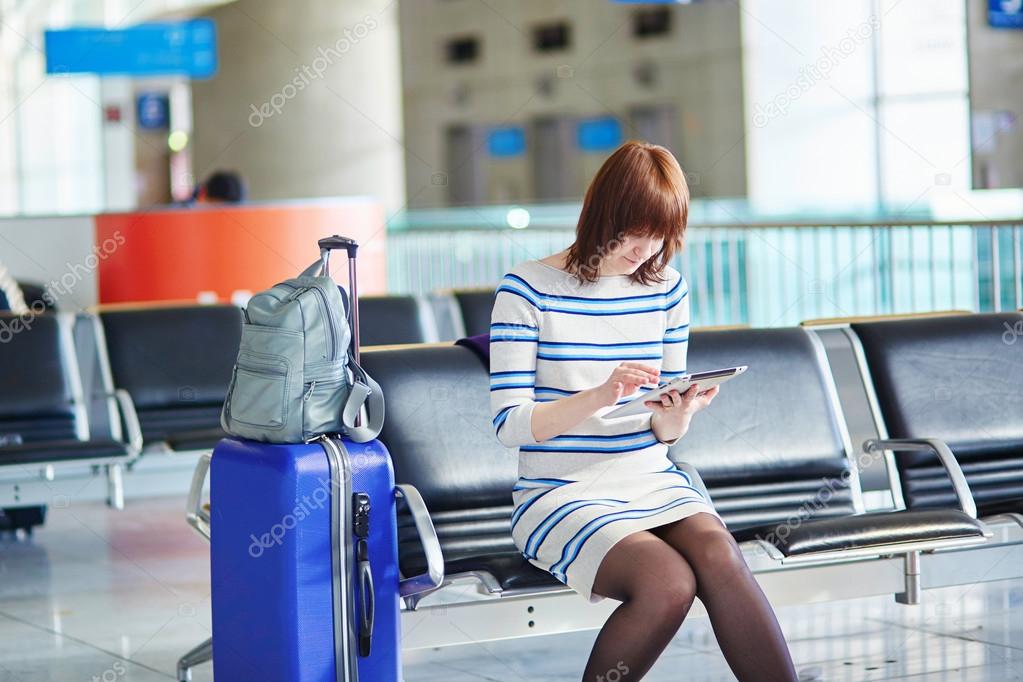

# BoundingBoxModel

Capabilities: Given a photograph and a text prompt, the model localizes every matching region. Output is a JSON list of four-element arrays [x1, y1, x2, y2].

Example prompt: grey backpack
[[221, 243, 384, 443]]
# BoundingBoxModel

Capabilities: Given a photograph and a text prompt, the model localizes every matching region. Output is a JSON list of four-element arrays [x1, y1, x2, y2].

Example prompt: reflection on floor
[[0, 496, 1020, 681]]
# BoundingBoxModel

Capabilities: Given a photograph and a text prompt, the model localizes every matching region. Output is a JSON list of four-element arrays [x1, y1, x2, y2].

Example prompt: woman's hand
[[647, 384, 719, 442], [591, 362, 661, 408]]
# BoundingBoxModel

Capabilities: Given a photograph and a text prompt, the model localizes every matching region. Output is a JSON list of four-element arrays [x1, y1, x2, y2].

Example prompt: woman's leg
[[651, 512, 797, 681], [582, 529, 698, 682]]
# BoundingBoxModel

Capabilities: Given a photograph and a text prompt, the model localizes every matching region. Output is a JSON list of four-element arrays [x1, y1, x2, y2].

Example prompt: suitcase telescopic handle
[[186, 454, 212, 542], [395, 484, 445, 598]]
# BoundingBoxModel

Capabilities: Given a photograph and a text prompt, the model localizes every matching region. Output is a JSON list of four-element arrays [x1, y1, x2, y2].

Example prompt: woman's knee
[[627, 556, 697, 624], [690, 528, 748, 581]]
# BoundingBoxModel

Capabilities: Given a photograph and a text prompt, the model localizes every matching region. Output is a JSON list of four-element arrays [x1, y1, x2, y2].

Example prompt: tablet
[[602, 365, 748, 419]]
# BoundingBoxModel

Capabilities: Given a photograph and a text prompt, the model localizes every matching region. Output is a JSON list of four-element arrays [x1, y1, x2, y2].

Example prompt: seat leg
[[895, 550, 921, 605], [177, 637, 212, 682], [106, 463, 125, 510]]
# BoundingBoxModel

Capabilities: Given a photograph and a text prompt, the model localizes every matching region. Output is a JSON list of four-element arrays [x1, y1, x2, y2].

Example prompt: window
[[446, 36, 479, 64], [633, 8, 672, 38], [533, 22, 570, 52]]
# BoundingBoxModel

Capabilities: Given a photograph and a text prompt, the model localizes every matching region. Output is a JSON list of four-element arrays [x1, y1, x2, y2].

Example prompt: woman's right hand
[[591, 362, 661, 408]]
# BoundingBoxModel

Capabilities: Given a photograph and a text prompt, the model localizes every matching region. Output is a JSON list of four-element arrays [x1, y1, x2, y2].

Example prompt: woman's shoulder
[[499, 259, 557, 288], [660, 264, 686, 292]]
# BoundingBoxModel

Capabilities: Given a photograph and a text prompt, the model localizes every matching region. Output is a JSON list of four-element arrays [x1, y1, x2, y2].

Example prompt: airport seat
[[424, 292, 468, 341], [670, 326, 987, 558], [359, 295, 440, 346], [850, 312, 1023, 517], [98, 305, 242, 452], [362, 328, 990, 608], [452, 288, 497, 337], [0, 313, 138, 525]]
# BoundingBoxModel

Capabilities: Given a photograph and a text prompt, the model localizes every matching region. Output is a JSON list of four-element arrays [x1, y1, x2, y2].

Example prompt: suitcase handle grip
[[395, 484, 445, 598], [357, 541, 374, 657], [186, 454, 212, 542], [318, 235, 359, 258]]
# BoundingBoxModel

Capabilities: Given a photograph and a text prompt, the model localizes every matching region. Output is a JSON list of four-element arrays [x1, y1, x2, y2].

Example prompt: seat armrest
[[112, 389, 144, 455], [395, 484, 445, 599], [863, 438, 977, 519], [186, 453, 212, 542]]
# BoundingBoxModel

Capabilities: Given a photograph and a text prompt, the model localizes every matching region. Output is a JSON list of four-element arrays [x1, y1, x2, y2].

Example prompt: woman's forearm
[[651, 412, 690, 443], [529, 388, 605, 442]]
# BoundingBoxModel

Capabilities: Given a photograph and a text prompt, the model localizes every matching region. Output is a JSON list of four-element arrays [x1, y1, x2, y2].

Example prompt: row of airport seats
[[0, 288, 495, 531], [176, 307, 1023, 675], [353, 310, 1023, 649]]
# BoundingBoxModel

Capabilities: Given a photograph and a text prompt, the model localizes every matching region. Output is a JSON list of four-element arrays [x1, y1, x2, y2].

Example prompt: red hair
[[564, 140, 689, 285]]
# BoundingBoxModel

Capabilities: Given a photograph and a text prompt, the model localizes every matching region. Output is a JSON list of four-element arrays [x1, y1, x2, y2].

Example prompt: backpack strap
[[341, 358, 385, 442]]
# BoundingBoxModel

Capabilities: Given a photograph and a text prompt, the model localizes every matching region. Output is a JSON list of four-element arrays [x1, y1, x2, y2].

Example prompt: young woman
[[490, 141, 797, 681]]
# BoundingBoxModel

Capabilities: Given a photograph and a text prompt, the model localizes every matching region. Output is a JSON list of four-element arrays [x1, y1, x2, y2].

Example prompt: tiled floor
[[0, 496, 1020, 681]]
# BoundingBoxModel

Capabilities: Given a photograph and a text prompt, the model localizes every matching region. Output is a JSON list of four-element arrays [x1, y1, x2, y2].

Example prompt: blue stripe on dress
[[492, 405, 514, 429], [490, 383, 534, 391], [506, 273, 683, 304], [511, 486, 560, 530], [513, 476, 575, 488], [526, 483, 705, 559], [491, 322, 539, 332], [538, 339, 664, 349], [491, 370, 536, 378], [525, 498, 628, 558], [497, 277, 688, 317], [537, 353, 663, 362], [551, 496, 708, 581], [548, 429, 652, 442], [534, 386, 656, 404], [519, 438, 660, 454]]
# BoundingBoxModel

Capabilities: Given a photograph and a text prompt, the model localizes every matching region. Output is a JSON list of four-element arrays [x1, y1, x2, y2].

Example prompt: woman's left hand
[[646, 384, 719, 439]]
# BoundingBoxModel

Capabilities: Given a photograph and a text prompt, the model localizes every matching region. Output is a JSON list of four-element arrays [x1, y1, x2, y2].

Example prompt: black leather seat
[[99, 305, 242, 450], [361, 344, 558, 591], [852, 312, 1023, 516], [453, 289, 497, 337], [674, 326, 986, 555], [0, 313, 133, 466], [360, 296, 436, 346]]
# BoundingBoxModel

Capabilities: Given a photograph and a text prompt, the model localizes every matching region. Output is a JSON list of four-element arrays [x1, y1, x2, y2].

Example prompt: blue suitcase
[[196, 435, 442, 681]]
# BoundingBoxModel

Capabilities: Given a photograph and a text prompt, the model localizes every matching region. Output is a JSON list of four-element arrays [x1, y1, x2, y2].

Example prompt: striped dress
[[490, 258, 720, 603]]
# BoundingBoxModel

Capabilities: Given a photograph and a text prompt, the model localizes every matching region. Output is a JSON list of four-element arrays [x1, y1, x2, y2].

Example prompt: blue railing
[[387, 209, 1023, 328]]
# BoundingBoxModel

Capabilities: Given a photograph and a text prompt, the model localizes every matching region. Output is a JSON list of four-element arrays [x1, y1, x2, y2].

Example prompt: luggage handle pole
[[186, 454, 212, 542], [395, 484, 445, 598], [318, 235, 363, 426]]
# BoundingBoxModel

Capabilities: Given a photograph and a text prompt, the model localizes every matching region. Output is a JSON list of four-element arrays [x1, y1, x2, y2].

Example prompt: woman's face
[[605, 231, 663, 275]]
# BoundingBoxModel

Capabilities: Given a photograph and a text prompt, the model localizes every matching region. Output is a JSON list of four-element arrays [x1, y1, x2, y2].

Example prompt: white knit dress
[[490, 259, 720, 603]]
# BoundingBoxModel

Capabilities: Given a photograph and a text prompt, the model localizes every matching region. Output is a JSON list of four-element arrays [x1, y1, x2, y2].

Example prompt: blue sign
[[45, 19, 217, 78], [487, 127, 527, 157], [137, 92, 169, 129], [989, 0, 1023, 28], [578, 117, 623, 152]]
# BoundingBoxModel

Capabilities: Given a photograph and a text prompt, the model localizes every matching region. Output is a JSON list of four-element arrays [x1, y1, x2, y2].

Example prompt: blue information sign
[[137, 92, 170, 129], [487, 127, 527, 157], [45, 19, 217, 78], [989, 0, 1023, 28], [577, 117, 623, 152]]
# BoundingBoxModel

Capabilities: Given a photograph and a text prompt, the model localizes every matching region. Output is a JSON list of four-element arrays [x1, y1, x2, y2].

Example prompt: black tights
[[582, 512, 797, 682]]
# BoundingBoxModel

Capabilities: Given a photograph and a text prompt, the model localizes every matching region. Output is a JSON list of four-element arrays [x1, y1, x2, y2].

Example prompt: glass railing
[[386, 196, 1023, 328]]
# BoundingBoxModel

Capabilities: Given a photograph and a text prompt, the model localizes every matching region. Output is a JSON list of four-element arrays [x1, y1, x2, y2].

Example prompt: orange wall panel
[[95, 200, 387, 304]]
